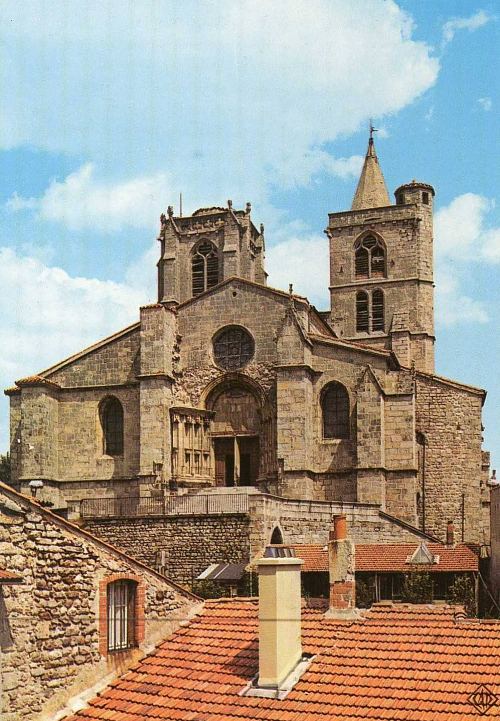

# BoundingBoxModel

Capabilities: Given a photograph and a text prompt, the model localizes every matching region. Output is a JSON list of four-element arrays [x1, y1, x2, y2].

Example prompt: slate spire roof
[[351, 134, 391, 210]]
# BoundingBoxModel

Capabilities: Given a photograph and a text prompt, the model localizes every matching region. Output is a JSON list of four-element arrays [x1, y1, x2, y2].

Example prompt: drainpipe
[[421, 437, 426, 534]]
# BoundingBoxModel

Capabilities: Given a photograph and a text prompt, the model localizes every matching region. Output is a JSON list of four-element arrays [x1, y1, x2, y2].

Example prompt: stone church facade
[[6, 137, 489, 545]]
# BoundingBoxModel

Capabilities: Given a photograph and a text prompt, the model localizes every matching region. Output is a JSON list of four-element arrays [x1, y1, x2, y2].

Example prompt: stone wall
[[0, 488, 198, 721], [46, 326, 140, 387], [83, 495, 432, 589], [490, 485, 500, 603], [415, 374, 484, 543], [84, 514, 251, 588]]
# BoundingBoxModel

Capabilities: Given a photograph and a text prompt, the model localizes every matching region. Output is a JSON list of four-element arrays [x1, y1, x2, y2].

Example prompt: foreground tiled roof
[[0, 567, 22, 583], [65, 599, 499, 721], [292, 543, 479, 573]]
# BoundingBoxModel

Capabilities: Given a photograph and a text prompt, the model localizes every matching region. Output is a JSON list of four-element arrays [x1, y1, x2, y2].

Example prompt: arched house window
[[322, 382, 350, 440], [99, 574, 145, 656], [354, 235, 386, 279], [192, 240, 219, 296], [270, 527, 284, 545], [101, 397, 124, 456]]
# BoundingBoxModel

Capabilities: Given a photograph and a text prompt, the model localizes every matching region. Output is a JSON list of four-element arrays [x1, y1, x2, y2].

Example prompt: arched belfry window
[[356, 290, 384, 333], [322, 382, 350, 439], [372, 289, 385, 331], [101, 397, 124, 456], [192, 240, 219, 296], [355, 235, 386, 279], [356, 291, 369, 332]]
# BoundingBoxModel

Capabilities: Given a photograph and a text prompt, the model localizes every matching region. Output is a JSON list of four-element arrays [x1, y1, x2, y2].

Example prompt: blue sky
[[0, 0, 498, 471]]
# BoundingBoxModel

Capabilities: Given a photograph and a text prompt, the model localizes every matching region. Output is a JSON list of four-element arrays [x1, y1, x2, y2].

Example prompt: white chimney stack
[[256, 556, 303, 689]]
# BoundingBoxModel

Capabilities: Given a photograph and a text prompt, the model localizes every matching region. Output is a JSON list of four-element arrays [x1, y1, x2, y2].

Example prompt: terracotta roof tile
[[0, 567, 22, 583], [64, 599, 499, 721], [291, 543, 479, 573]]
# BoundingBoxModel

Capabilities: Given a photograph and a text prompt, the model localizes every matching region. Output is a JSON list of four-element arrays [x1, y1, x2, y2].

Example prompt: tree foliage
[[400, 571, 433, 604], [448, 574, 477, 616], [0, 452, 11, 485]]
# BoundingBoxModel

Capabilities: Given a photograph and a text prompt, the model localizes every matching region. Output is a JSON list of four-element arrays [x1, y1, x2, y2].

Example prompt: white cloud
[[7, 164, 174, 232], [0, 0, 439, 192], [0, 246, 148, 447], [478, 97, 493, 111], [442, 9, 493, 46], [434, 193, 500, 326], [266, 235, 330, 308]]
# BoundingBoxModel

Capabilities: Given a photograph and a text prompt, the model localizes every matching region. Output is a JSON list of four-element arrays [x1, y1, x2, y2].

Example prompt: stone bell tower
[[326, 133, 435, 373], [157, 200, 266, 305]]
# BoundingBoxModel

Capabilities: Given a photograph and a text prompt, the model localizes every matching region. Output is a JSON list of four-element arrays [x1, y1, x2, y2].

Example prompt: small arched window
[[270, 527, 284, 544], [192, 241, 219, 296], [372, 289, 385, 332], [101, 397, 124, 456], [355, 235, 386, 278], [356, 291, 369, 332], [107, 579, 137, 652], [322, 382, 350, 439]]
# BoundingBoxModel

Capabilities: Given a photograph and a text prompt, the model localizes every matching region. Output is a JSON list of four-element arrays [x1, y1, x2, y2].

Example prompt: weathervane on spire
[[369, 119, 378, 142]]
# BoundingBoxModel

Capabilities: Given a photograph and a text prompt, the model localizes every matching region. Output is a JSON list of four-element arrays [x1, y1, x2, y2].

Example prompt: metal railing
[[81, 493, 249, 519]]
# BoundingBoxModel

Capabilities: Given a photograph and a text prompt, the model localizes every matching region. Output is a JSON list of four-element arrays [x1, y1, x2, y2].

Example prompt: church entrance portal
[[213, 436, 260, 487], [207, 382, 263, 487]]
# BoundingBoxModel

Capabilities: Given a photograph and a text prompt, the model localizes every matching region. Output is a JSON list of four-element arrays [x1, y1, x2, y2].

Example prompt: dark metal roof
[[196, 563, 247, 582]]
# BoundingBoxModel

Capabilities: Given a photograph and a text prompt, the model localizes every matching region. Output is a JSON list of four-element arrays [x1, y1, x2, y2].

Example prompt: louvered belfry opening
[[192, 240, 219, 296], [356, 291, 369, 333], [371, 289, 385, 331], [355, 235, 385, 279]]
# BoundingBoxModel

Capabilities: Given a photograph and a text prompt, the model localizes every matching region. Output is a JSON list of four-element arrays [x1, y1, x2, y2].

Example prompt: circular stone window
[[213, 326, 254, 371]]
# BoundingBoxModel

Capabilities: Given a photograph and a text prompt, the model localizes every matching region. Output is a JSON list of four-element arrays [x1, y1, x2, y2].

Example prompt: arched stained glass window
[[101, 397, 124, 456], [192, 241, 219, 296], [322, 382, 350, 439]]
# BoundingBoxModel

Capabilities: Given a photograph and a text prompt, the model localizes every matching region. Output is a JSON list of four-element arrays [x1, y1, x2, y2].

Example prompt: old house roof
[[64, 599, 499, 721], [0, 482, 200, 601], [291, 543, 479, 573]]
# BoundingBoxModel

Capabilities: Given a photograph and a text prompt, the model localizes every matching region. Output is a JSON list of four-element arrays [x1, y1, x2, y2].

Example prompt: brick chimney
[[326, 514, 357, 619], [446, 520, 455, 547], [256, 556, 303, 689]]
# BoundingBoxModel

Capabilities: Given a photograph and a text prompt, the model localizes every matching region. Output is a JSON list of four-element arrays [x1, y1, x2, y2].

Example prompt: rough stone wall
[[45, 327, 140, 387], [490, 485, 500, 602], [7, 392, 21, 483], [17, 387, 59, 481], [0, 498, 197, 721], [57, 386, 140, 481], [83, 496, 431, 589], [84, 514, 251, 588], [415, 374, 484, 543]]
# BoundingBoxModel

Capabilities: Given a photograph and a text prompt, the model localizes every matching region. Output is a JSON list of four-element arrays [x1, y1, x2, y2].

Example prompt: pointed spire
[[351, 129, 390, 211]]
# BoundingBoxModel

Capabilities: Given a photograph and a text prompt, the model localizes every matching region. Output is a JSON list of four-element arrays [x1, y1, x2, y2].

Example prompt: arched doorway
[[205, 379, 265, 487]]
